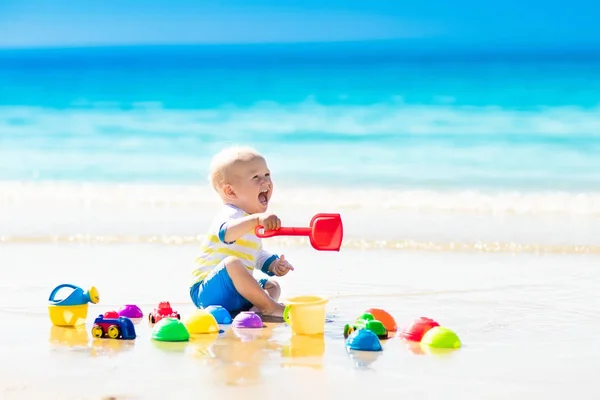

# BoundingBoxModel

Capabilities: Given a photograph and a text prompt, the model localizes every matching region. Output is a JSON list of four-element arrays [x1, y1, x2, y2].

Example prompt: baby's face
[[227, 156, 273, 214]]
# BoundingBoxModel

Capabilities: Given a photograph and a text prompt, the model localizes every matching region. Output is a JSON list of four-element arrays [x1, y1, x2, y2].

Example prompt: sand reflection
[[281, 334, 326, 369], [49, 325, 90, 348], [346, 348, 382, 369], [187, 332, 220, 359], [49, 324, 137, 356], [197, 323, 282, 387]]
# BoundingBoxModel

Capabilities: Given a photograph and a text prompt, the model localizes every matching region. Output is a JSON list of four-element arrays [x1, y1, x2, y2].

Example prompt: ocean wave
[[2, 101, 600, 194], [1, 101, 600, 139], [1, 181, 599, 216]]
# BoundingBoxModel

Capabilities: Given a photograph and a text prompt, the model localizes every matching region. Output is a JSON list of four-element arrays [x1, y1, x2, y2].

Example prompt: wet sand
[[1, 244, 599, 399]]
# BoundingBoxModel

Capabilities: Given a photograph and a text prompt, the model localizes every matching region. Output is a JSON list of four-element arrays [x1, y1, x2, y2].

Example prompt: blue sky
[[1, 0, 599, 49]]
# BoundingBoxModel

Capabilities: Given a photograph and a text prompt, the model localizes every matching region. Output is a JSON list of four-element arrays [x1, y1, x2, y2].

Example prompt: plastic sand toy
[[346, 329, 382, 352], [203, 305, 232, 324], [284, 295, 328, 335], [184, 309, 222, 334], [344, 312, 388, 340], [48, 284, 100, 327], [256, 213, 344, 252], [421, 326, 461, 349], [91, 314, 136, 340], [103, 310, 120, 319], [399, 317, 440, 342], [232, 311, 264, 328], [148, 301, 181, 324], [118, 304, 143, 319], [364, 308, 397, 332], [151, 317, 190, 342]]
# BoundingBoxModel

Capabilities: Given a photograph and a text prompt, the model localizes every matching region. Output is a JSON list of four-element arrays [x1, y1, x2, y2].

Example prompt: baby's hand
[[270, 254, 294, 277], [257, 213, 281, 231]]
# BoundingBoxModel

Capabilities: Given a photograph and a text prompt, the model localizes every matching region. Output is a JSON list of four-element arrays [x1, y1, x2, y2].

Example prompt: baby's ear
[[221, 184, 236, 199]]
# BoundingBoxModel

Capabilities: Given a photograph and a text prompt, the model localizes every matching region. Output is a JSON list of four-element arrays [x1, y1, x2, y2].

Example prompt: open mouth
[[258, 188, 269, 206]]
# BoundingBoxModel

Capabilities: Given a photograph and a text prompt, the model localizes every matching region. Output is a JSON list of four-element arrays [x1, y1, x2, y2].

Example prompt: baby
[[189, 146, 294, 319]]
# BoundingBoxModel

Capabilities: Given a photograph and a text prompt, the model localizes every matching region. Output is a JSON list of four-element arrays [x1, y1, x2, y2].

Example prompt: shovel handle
[[255, 226, 311, 238]]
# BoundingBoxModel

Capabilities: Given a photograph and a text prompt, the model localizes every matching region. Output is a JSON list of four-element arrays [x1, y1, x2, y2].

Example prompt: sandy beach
[[2, 184, 600, 400]]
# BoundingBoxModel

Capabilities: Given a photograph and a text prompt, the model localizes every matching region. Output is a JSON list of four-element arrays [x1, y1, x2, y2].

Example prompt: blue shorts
[[189, 261, 268, 314]]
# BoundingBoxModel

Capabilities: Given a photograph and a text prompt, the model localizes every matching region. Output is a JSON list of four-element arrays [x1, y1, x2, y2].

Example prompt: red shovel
[[255, 213, 344, 251]]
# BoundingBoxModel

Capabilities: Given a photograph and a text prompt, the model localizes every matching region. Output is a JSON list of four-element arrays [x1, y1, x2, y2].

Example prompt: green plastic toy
[[151, 317, 190, 342], [343, 312, 388, 340]]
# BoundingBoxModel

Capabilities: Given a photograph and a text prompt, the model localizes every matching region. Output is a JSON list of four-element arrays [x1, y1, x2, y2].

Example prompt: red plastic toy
[[103, 310, 119, 319], [148, 301, 180, 324], [255, 213, 343, 251], [399, 317, 440, 342]]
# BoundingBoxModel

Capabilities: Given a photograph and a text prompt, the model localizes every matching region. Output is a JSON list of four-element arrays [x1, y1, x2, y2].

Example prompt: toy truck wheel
[[91, 325, 104, 338], [107, 325, 120, 339], [343, 324, 354, 339]]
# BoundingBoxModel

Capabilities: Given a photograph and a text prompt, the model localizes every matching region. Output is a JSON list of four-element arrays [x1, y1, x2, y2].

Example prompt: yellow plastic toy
[[48, 284, 99, 327], [184, 309, 222, 334], [283, 295, 328, 335]]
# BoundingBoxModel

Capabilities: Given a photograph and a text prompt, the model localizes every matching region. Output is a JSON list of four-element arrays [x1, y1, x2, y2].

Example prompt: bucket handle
[[48, 284, 79, 302], [283, 305, 291, 324]]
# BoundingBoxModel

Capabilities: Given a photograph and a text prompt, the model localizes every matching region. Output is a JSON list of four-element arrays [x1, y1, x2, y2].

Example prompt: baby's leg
[[249, 280, 281, 313], [263, 280, 281, 301], [224, 257, 285, 317]]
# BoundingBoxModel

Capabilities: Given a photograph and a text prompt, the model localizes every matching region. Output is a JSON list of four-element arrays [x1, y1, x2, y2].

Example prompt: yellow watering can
[[48, 284, 99, 327]]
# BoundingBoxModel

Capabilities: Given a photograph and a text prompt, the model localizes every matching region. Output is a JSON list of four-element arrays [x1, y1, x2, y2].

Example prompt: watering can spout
[[84, 286, 100, 304], [48, 284, 100, 306]]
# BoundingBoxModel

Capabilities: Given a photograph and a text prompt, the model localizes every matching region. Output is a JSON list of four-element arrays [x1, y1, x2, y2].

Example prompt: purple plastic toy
[[118, 304, 144, 319], [232, 311, 264, 328]]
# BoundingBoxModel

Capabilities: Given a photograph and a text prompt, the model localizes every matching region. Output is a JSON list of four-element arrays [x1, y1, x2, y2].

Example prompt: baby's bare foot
[[260, 302, 285, 319]]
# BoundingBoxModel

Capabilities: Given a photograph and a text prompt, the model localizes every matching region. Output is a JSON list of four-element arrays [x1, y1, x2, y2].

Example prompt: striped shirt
[[191, 204, 278, 287]]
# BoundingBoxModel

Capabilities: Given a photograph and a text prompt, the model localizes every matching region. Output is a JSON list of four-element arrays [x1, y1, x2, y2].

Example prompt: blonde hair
[[208, 145, 264, 192]]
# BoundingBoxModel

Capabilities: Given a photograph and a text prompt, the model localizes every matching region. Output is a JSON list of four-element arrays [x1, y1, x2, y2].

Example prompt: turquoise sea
[[2, 42, 600, 189], [1, 41, 600, 230]]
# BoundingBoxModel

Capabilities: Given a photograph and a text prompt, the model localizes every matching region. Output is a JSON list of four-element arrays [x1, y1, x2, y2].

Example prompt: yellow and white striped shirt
[[191, 204, 278, 287]]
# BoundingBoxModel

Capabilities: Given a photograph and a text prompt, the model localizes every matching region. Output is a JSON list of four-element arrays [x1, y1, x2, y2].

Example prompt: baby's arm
[[220, 212, 280, 244], [219, 214, 260, 244], [256, 248, 278, 277], [257, 248, 294, 277]]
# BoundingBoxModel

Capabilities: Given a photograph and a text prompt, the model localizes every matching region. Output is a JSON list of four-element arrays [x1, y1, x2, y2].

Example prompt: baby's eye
[[252, 175, 259, 180]]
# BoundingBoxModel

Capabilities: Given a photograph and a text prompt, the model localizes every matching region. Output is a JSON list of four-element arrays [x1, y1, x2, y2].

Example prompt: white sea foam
[[1, 180, 599, 216], [1, 181, 599, 253]]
